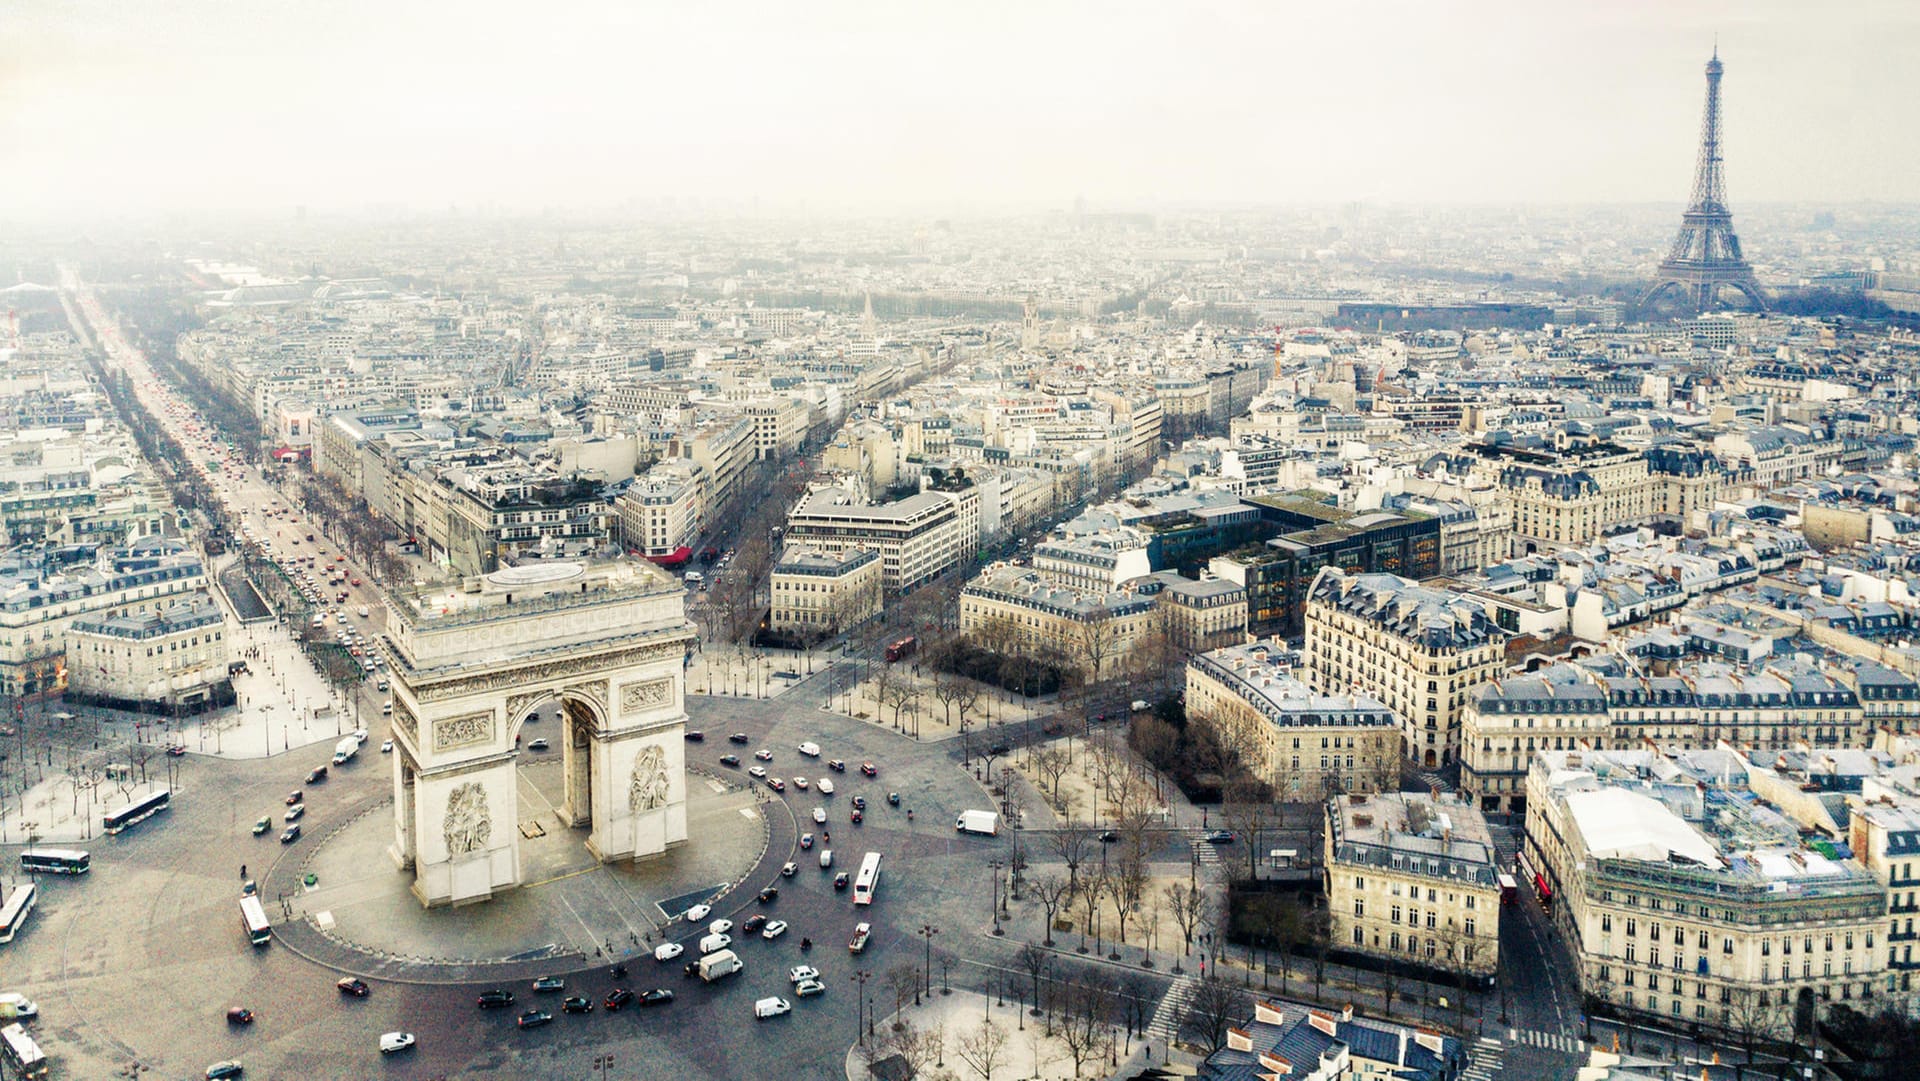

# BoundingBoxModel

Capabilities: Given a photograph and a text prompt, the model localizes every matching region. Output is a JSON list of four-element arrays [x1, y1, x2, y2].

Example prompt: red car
[[860, 762, 877, 777], [767, 778, 786, 793]]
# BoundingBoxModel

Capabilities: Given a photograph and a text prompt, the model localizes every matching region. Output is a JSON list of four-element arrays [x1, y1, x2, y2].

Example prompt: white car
[[788, 965, 820, 983], [797, 742, 821, 757], [795, 979, 827, 998], [816, 778, 834, 795], [684, 903, 712, 923], [381, 740, 393, 754], [708, 918, 733, 935], [812, 807, 827, 824], [653, 942, 684, 962], [379, 1032, 416, 1055], [754, 996, 791, 1019], [762, 920, 788, 940], [748, 765, 768, 779]]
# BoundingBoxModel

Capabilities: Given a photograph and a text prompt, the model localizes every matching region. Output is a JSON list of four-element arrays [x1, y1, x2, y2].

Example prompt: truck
[[331, 735, 360, 766], [697, 948, 742, 982], [0, 993, 36, 1021], [955, 809, 1000, 836]]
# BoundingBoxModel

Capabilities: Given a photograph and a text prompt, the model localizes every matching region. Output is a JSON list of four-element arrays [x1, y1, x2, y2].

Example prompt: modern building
[[768, 545, 881, 640], [1304, 569, 1509, 768], [64, 595, 232, 713], [1324, 792, 1501, 983], [1211, 495, 1441, 639], [1186, 642, 1401, 799], [613, 460, 703, 562], [784, 484, 977, 595]]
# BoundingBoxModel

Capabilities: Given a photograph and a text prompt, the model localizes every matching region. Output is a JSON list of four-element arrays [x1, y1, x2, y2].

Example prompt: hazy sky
[[4, 0, 1916, 217]]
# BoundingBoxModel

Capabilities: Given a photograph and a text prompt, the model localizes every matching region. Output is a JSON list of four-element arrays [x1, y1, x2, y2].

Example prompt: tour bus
[[852, 852, 882, 906], [19, 849, 89, 876], [883, 636, 918, 663], [1497, 872, 1517, 906], [0, 884, 35, 945], [103, 788, 172, 835], [0, 1022, 48, 1079], [240, 895, 272, 946]]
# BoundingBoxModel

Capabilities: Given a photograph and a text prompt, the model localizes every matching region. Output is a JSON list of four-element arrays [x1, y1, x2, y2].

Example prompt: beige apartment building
[[958, 563, 1160, 681], [1303, 568, 1509, 769], [65, 595, 231, 712], [614, 460, 703, 560], [784, 484, 977, 596], [1187, 642, 1400, 799], [768, 546, 882, 640], [0, 542, 209, 698], [1324, 792, 1501, 982]]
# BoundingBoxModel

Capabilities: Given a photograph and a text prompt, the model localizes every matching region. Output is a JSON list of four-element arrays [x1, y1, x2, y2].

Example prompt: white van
[[698, 932, 732, 955], [685, 571, 704, 586], [819, 849, 833, 869]]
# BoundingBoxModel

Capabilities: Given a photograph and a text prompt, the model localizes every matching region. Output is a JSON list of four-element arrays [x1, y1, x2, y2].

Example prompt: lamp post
[[988, 860, 1003, 936], [919, 924, 939, 1003], [850, 970, 871, 1046], [592, 1053, 615, 1080]]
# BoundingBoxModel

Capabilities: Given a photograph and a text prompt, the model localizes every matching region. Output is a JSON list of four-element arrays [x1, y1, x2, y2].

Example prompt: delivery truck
[[956, 809, 1000, 836], [331, 735, 360, 766]]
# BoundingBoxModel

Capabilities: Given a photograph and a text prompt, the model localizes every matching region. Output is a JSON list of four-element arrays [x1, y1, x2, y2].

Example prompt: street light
[[988, 860, 1003, 936], [850, 970, 871, 1046], [592, 1052, 615, 1080], [918, 924, 939, 1003]]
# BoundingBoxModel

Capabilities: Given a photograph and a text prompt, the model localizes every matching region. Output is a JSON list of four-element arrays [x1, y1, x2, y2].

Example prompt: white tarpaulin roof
[[1566, 788, 1723, 870]]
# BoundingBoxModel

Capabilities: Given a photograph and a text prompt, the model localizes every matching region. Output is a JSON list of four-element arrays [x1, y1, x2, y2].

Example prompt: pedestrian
[[240, 864, 247, 879]]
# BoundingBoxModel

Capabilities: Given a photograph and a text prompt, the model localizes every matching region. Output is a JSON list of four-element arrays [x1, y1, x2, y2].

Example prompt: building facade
[[1325, 792, 1502, 983], [1186, 642, 1401, 799], [768, 546, 882, 640], [65, 595, 232, 713]]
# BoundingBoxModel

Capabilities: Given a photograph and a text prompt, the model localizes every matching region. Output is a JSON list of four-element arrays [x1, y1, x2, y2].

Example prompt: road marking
[[739, 807, 758, 820], [520, 864, 601, 890]]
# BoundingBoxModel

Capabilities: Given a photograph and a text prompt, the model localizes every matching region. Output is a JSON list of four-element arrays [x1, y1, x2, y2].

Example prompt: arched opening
[[507, 694, 606, 832], [1423, 749, 1437, 769]]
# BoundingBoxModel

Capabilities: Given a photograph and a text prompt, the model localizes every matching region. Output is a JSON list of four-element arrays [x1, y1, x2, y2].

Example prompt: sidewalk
[[843, 985, 1176, 1081]]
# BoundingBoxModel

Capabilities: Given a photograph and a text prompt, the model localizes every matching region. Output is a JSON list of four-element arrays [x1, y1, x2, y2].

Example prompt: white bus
[[20, 848, 90, 876], [103, 788, 171, 835], [1, 1021, 48, 1079], [0, 884, 35, 945], [240, 895, 272, 946], [852, 851, 882, 906]]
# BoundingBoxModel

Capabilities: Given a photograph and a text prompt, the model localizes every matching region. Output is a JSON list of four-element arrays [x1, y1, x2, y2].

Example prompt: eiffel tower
[[1639, 48, 1767, 313]]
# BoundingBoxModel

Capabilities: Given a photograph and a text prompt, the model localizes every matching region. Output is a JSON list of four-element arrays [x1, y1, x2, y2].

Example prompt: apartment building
[[784, 484, 976, 595], [742, 397, 810, 461], [1846, 798, 1920, 1000], [417, 466, 611, 576], [0, 541, 209, 698], [1304, 569, 1509, 769], [1197, 1000, 1466, 1081], [768, 546, 882, 640], [1325, 792, 1501, 982], [613, 460, 703, 560], [1032, 529, 1152, 592], [1526, 748, 1889, 1036], [1187, 642, 1401, 799], [1135, 571, 1248, 654], [65, 595, 231, 713], [958, 563, 1159, 680], [671, 414, 756, 518]]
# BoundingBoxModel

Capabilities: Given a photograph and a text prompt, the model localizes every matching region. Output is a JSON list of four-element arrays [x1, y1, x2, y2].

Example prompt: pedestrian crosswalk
[[1147, 976, 1197, 1042], [1189, 833, 1222, 865], [1461, 1036, 1504, 1081], [1508, 1028, 1585, 1054]]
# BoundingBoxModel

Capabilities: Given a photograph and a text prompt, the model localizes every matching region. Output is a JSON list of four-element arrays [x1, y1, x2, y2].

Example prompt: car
[[707, 918, 733, 935], [532, 976, 565, 993], [226, 1007, 255, 1025], [729, 733, 751, 744], [833, 871, 850, 891], [759, 885, 780, 902], [812, 807, 827, 824], [988, 744, 1011, 757], [720, 754, 741, 767], [799, 833, 814, 850], [827, 758, 846, 772], [767, 777, 786, 792], [1099, 830, 1119, 843], [166, 744, 187, 757], [379, 1032, 416, 1054], [850, 808, 863, 824], [280, 824, 301, 844], [205, 1062, 244, 1080], [561, 995, 593, 1014], [861, 762, 878, 777], [788, 965, 819, 983], [762, 920, 789, 940], [527, 738, 551, 751], [252, 816, 271, 835], [887, 792, 901, 806], [817, 778, 834, 795], [284, 803, 305, 822], [795, 979, 827, 998], [754, 749, 774, 761], [381, 740, 393, 754], [781, 861, 797, 877], [684, 903, 712, 923], [748, 764, 767, 778], [685, 731, 705, 742], [741, 914, 768, 934], [337, 977, 370, 997], [754, 996, 791, 1019], [603, 988, 635, 1011], [1204, 829, 1235, 844], [653, 942, 684, 962], [851, 795, 867, 810], [793, 777, 809, 790], [849, 922, 872, 953], [797, 742, 821, 757], [516, 1009, 552, 1029], [286, 790, 303, 805], [477, 989, 516, 1008], [639, 988, 675, 1007]]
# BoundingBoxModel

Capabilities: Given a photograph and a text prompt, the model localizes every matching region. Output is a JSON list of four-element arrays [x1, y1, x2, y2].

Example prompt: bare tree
[[1049, 825, 1094, 895], [1031, 874, 1072, 947], [885, 1018, 946, 1077], [1075, 605, 1121, 686], [1032, 746, 1073, 808], [1728, 986, 1787, 1064], [954, 1017, 1010, 1081], [868, 661, 894, 723], [883, 676, 921, 732], [1220, 780, 1274, 880], [931, 671, 969, 729], [1182, 974, 1250, 1055], [886, 963, 919, 1027], [1075, 873, 1107, 954], [1165, 882, 1205, 959], [1057, 980, 1116, 1079], [1017, 942, 1051, 1015]]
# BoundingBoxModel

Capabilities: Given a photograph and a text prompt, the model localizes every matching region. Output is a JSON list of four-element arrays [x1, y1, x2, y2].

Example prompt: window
[[1354, 899, 1365, 917]]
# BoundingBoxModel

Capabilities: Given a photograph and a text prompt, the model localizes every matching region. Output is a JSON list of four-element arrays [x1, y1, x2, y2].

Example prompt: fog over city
[[7, 0, 1920, 217]]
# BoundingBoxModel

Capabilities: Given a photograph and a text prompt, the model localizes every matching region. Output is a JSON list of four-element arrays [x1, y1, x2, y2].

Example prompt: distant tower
[[861, 292, 878, 339], [1639, 47, 1767, 313]]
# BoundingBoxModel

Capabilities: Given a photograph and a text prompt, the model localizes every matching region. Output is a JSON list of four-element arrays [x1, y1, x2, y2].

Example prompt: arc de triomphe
[[381, 559, 695, 907]]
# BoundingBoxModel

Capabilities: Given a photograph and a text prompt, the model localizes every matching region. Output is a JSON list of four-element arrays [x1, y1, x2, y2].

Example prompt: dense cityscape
[[5, 7, 1920, 1081]]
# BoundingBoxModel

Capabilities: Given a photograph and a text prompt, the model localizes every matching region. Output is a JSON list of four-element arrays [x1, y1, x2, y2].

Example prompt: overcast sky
[[4, 0, 1915, 217]]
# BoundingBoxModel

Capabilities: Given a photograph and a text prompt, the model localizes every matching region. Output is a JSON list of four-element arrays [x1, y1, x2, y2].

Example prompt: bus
[[1518, 854, 1553, 911], [884, 637, 918, 663], [20, 848, 90, 876], [852, 852, 882, 906], [103, 788, 171, 835], [1, 1022, 48, 1079], [0, 884, 35, 945], [240, 895, 272, 946], [1497, 872, 1517, 906]]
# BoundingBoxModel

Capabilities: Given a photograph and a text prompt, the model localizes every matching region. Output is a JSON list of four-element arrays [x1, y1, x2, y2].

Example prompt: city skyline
[[5, 0, 1919, 218]]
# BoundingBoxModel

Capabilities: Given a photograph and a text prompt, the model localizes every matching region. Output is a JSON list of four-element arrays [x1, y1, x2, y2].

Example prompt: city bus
[[1518, 854, 1553, 911], [0, 884, 35, 945], [240, 895, 272, 946], [883, 637, 918, 663], [1497, 872, 1517, 906], [852, 851, 882, 906], [20, 848, 90, 876], [103, 788, 171, 835], [1, 1022, 48, 1079]]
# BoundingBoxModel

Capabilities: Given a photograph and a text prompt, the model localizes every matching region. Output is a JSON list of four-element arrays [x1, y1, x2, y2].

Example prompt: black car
[[741, 914, 768, 934], [719, 754, 741, 767], [850, 795, 867, 810], [477, 989, 516, 1008], [604, 988, 635, 1012], [516, 1009, 552, 1029], [987, 744, 1011, 756], [886, 792, 900, 806], [639, 988, 675, 1007], [336, 977, 370, 997], [728, 733, 751, 744], [561, 996, 593, 1014], [758, 885, 779, 903], [833, 871, 850, 891], [225, 1007, 255, 1025], [684, 731, 705, 742], [305, 766, 328, 784], [1099, 830, 1119, 843], [827, 759, 846, 772], [1203, 829, 1234, 844]]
